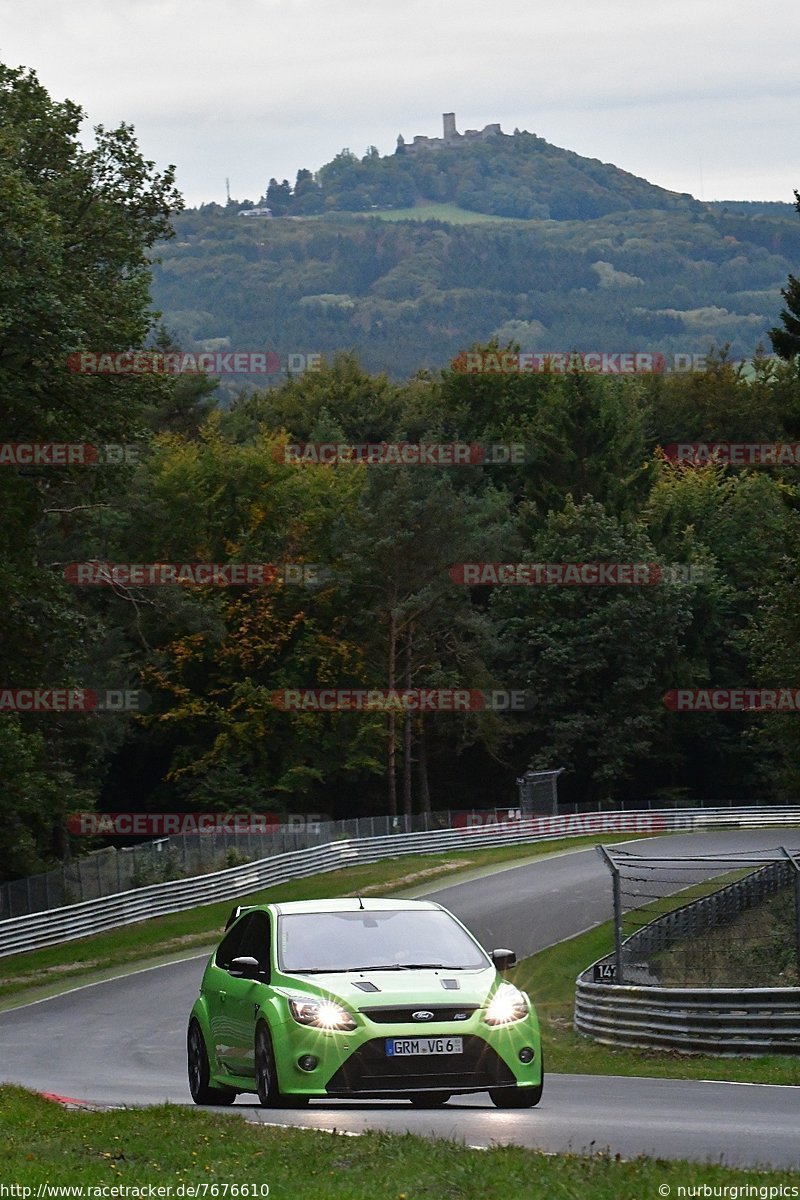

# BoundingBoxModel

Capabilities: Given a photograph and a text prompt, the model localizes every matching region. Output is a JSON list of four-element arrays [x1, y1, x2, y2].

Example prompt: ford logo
[[412, 1010, 434, 1021]]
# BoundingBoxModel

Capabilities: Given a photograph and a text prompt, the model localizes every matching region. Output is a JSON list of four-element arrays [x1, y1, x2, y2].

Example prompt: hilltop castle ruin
[[397, 113, 503, 154]]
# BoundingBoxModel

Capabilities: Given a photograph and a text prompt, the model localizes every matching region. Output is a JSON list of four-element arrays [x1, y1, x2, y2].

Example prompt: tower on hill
[[397, 113, 503, 155]]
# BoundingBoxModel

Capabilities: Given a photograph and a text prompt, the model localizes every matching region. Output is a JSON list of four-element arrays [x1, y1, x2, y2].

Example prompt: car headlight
[[287, 995, 357, 1031], [483, 984, 529, 1026]]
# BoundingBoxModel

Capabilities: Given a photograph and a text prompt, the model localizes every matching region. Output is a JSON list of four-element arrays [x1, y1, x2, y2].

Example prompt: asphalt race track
[[1, 829, 799, 1166]]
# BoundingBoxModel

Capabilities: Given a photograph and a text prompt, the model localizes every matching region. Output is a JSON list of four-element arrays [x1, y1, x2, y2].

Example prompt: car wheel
[[490, 1051, 544, 1108], [255, 1021, 309, 1108], [491, 1056, 542, 1108], [408, 1092, 451, 1107], [187, 1021, 237, 1106], [489, 1084, 542, 1108]]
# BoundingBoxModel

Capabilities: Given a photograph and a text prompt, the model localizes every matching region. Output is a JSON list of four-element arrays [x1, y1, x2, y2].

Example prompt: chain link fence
[[0, 797, 792, 923], [597, 844, 800, 986], [0, 811, 467, 920]]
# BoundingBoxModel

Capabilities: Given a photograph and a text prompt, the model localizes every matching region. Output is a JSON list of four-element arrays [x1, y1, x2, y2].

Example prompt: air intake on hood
[[352, 980, 381, 993], [441, 979, 460, 990]]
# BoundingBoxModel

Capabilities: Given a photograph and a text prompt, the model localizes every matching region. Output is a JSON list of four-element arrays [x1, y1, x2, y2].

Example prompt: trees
[[333, 467, 517, 816], [0, 62, 182, 879], [265, 177, 293, 215], [115, 423, 375, 809], [769, 275, 800, 360], [491, 497, 693, 805], [769, 190, 800, 360]]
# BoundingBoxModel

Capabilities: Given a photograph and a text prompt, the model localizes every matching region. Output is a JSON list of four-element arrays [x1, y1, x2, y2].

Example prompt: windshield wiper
[[287, 962, 467, 974], [286, 965, 397, 974], [343, 962, 460, 971], [392, 963, 455, 970]]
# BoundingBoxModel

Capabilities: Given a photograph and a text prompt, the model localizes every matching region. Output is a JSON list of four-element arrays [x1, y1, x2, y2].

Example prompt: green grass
[[362, 202, 530, 224], [2, 1086, 798, 1194], [281, 203, 526, 224], [0, 835, 643, 1009], [512, 922, 800, 1085]]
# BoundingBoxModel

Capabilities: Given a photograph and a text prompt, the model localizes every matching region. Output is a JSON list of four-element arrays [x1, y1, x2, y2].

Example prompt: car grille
[[359, 1004, 479, 1025], [325, 1035, 515, 1095]]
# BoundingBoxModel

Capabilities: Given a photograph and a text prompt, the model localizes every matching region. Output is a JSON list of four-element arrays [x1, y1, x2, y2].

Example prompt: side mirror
[[491, 948, 516, 972], [229, 955, 262, 979]]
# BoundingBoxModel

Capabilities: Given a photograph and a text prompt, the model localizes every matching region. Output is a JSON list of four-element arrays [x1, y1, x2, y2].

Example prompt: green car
[[187, 897, 543, 1109]]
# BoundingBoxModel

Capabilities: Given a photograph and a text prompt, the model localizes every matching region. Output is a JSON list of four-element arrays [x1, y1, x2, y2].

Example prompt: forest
[[3, 62, 800, 883], [150, 197, 800, 383]]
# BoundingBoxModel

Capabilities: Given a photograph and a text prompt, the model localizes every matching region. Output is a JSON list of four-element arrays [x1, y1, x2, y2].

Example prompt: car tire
[[187, 1020, 237, 1106], [489, 1058, 544, 1109], [255, 1021, 309, 1108], [408, 1092, 451, 1107], [489, 1083, 542, 1108]]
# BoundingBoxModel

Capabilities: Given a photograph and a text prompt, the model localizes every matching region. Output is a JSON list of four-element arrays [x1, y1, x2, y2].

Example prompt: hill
[[263, 121, 706, 221], [147, 131, 800, 383]]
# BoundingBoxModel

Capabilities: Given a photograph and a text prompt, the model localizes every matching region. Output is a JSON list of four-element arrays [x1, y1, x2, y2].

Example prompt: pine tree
[[769, 274, 800, 359], [769, 190, 800, 359]]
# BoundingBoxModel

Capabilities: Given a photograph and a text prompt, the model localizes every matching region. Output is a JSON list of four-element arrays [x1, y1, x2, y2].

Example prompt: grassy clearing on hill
[[362, 202, 528, 223]]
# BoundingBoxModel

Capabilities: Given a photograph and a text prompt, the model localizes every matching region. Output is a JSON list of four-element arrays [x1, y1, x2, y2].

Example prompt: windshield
[[277, 909, 489, 973]]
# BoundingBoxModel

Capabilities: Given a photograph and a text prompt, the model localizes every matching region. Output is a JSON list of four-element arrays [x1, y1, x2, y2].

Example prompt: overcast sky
[[1, 0, 798, 208]]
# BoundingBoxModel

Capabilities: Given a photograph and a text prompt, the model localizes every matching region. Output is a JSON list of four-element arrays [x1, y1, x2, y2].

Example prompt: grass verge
[[2, 1086, 798, 1195], [0, 834, 641, 1009], [512, 922, 800, 1086]]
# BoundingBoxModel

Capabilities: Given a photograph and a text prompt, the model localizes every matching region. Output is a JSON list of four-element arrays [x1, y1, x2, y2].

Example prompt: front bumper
[[325, 1033, 516, 1095], [270, 1009, 542, 1098]]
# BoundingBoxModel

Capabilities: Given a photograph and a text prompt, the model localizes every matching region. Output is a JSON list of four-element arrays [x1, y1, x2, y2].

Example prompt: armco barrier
[[575, 850, 800, 1054], [574, 981, 800, 1054], [2, 801, 797, 922], [2, 807, 800, 959]]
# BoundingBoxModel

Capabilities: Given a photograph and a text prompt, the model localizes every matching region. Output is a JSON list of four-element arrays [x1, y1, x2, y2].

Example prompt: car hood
[[279, 966, 499, 1009]]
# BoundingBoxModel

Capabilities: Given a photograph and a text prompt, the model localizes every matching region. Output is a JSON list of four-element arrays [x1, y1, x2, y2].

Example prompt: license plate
[[386, 1037, 463, 1056]]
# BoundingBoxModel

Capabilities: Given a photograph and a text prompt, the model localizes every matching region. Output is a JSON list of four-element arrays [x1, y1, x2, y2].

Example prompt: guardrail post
[[597, 844, 623, 984], [780, 846, 800, 980]]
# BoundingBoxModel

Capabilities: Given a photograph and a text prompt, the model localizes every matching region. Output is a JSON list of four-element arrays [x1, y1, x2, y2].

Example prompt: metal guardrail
[[0, 812, 660, 958], [2, 806, 800, 960], [0, 812, 458, 921], [574, 982, 800, 1054], [575, 849, 800, 1054], [0, 796, 784, 922]]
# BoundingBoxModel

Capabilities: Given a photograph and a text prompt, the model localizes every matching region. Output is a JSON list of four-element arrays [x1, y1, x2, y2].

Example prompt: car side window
[[237, 911, 271, 978], [215, 916, 248, 970], [215, 911, 270, 977]]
